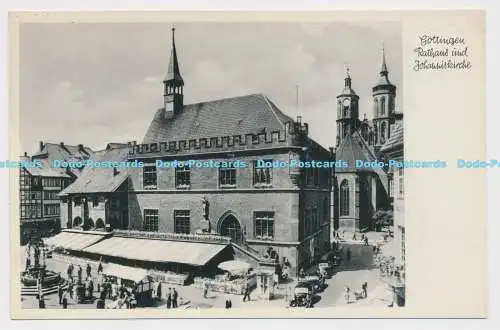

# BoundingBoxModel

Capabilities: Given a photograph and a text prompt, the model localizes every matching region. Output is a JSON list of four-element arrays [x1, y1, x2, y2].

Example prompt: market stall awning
[[43, 231, 107, 251], [102, 263, 149, 283], [83, 236, 228, 266], [218, 260, 251, 275]]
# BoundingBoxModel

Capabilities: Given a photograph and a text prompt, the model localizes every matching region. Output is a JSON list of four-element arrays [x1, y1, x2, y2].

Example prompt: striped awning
[[83, 236, 228, 266], [43, 231, 107, 251]]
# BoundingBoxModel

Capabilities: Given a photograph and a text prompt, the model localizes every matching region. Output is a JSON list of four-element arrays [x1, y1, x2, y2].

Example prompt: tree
[[372, 210, 394, 231]]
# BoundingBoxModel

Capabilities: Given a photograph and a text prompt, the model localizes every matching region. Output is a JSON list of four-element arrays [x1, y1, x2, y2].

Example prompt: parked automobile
[[289, 282, 314, 308]]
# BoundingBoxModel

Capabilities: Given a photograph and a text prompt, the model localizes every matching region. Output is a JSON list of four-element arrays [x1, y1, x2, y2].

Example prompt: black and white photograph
[[15, 20, 407, 311]]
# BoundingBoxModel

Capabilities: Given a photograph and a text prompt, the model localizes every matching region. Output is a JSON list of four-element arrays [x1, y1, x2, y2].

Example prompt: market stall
[[193, 260, 257, 295], [101, 263, 154, 307]]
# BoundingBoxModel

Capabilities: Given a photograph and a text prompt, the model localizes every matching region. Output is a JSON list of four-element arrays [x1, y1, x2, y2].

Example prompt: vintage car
[[299, 275, 325, 292], [289, 282, 314, 308]]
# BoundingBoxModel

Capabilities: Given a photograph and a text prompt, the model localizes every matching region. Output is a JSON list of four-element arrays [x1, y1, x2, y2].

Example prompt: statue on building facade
[[199, 196, 212, 233]]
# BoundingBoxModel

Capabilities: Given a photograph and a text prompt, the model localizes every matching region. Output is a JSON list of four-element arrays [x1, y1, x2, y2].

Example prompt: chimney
[[39, 141, 44, 151], [113, 168, 119, 176], [60, 142, 64, 148], [24, 152, 27, 157], [78, 144, 84, 152]]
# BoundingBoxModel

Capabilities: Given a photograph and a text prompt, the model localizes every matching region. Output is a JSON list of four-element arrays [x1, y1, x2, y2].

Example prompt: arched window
[[373, 99, 378, 117], [381, 122, 387, 144], [381, 97, 386, 116], [374, 125, 378, 144], [340, 180, 350, 216], [338, 101, 341, 117]]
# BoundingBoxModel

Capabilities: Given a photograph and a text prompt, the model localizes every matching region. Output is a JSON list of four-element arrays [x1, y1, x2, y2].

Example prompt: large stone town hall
[[20, 29, 403, 274]]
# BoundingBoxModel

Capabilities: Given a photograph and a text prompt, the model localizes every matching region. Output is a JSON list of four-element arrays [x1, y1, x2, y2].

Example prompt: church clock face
[[343, 99, 350, 107]]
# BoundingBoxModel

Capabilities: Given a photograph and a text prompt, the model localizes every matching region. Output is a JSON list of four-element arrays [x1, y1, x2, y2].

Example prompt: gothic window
[[381, 97, 386, 116], [373, 99, 379, 117], [338, 101, 341, 117], [374, 125, 378, 144], [343, 105, 349, 117], [381, 122, 387, 144], [340, 180, 350, 216], [389, 96, 394, 113]]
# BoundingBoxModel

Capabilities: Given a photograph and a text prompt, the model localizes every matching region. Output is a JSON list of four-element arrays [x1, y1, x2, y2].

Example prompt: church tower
[[336, 68, 360, 147], [163, 28, 184, 119], [372, 47, 396, 149]]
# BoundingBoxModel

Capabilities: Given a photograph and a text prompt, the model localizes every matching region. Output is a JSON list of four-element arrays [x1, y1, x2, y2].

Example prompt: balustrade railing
[[113, 229, 231, 244]]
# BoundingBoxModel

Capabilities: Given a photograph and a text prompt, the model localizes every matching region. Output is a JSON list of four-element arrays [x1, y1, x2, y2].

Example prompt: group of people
[[334, 230, 370, 246], [163, 286, 180, 309], [344, 281, 368, 304], [97, 279, 138, 309]]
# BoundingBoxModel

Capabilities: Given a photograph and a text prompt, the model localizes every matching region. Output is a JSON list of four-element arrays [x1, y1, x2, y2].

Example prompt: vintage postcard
[[8, 10, 486, 319]]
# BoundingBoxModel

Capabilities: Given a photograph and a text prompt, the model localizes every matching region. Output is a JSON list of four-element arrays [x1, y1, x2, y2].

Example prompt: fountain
[[20, 234, 67, 296]]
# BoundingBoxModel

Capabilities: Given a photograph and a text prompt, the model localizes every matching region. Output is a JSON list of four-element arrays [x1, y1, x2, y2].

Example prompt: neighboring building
[[123, 29, 333, 273], [379, 123, 404, 265], [19, 142, 94, 243], [333, 50, 403, 232], [59, 143, 130, 231]]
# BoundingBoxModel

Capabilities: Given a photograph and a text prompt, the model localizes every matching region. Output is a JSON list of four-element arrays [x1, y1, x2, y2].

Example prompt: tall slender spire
[[380, 43, 388, 76], [164, 27, 184, 86]]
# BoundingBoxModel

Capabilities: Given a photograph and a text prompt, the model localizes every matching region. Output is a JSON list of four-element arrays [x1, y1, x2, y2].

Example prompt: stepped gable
[[143, 93, 294, 144]]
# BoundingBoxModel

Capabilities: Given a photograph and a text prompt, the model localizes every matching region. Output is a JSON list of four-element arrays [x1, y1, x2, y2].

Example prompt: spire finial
[[344, 62, 351, 88]]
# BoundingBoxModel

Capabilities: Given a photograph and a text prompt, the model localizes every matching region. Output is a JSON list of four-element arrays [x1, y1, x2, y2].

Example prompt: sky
[[18, 21, 402, 154]]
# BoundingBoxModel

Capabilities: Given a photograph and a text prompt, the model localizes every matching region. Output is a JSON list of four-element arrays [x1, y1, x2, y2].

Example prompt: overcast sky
[[19, 21, 402, 154]]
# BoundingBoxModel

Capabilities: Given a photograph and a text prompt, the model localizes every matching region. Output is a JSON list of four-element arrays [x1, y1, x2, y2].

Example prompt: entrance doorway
[[219, 214, 243, 245]]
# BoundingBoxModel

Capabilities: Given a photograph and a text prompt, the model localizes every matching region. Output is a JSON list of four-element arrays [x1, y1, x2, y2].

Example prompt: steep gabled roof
[[336, 131, 377, 173], [59, 144, 130, 195], [143, 93, 294, 144]]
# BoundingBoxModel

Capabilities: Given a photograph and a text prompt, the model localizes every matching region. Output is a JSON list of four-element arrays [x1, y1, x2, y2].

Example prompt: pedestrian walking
[[172, 288, 178, 308], [364, 236, 369, 246], [156, 282, 162, 300], [203, 281, 209, 298], [58, 285, 64, 304], [225, 296, 232, 309], [362, 282, 368, 298], [38, 294, 46, 309], [242, 281, 251, 302], [77, 265, 83, 284], [344, 286, 351, 304], [97, 260, 103, 274], [62, 291, 69, 309], [86, 263, 92, 278], [166, 288, 172, 309]]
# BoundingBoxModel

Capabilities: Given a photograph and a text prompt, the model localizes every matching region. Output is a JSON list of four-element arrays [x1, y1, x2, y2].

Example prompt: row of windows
[[44, 204, 60, 216], [142, 209, 276, 239], [303, 198, 329, 238], [143, 160, 274, 190], [20, 191, 42, 201], [20, 205, 42, 218], [43, 177, 64, 187], [43, 191, 59, 200]]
